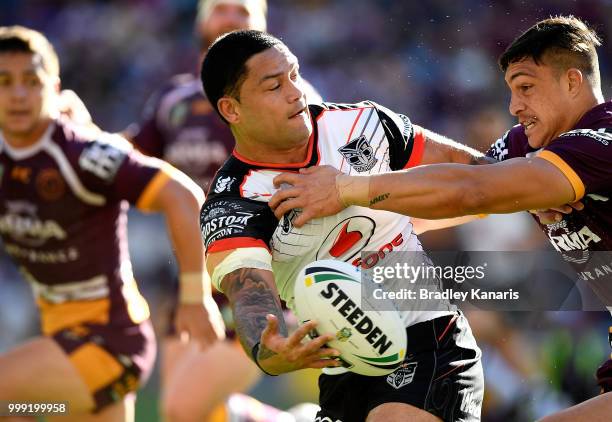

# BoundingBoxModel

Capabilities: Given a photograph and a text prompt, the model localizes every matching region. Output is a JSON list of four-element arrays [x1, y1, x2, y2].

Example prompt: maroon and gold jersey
[[0, 119, 169, 335], [130, 74, 234, 191], [486, 101, 612, 302]]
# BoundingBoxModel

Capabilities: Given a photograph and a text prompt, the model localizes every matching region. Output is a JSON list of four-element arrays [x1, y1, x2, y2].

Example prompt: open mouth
[[521, 117, 537, 131]]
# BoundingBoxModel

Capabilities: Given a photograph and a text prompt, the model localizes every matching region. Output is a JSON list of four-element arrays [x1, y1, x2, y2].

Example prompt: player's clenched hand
[[270, 166, 345, 227], [174, 297, 226, 350], [531, 201, 584, 225], [256, 314, 341, 375]]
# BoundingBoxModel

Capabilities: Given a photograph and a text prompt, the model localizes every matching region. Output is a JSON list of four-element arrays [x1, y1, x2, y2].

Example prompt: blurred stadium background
[[1, 1, 611, 421]]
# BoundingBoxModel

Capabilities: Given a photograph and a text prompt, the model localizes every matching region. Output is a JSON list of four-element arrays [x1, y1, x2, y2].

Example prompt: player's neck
[[570, 89, 604, 129], [2, 117, 53, 149], [234, 136, 310, 164]]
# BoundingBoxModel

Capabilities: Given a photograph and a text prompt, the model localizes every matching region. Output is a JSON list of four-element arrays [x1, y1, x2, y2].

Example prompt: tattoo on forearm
[[370, 193, 390, 206], [223, 268, 286, 357]]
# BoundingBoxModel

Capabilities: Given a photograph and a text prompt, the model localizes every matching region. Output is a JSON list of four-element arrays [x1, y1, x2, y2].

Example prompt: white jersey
[[201, 101, 454, 327]]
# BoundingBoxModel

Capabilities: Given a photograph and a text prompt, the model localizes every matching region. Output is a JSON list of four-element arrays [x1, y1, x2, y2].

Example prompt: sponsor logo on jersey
[[0, 201, 66, 246], [398, 114, 413, 146], [35, 168, 66, 201], [79, 136, 130, 182], [549, 225, 602, 251], [560, 128, 612, 145], [386, 361, 418, 389], [320, 282, 393, 355], [316, 217, 375, 262], [338, 135, 378, 172], [213, 176, 236, 193], [587, 193, 609, 202], [201, 211, 255, 246], [11, 166, 32, 183], [353, 233, 404, 269], [490, 130, 509, 161], [165, 128, 227, 175], [460, 390, 482, 418]]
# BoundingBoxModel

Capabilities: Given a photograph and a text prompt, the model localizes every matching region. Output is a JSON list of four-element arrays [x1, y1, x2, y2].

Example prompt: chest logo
[[316, 216, 375, 262], [338, 135, 378, 172], [36, 168, 66, 202]]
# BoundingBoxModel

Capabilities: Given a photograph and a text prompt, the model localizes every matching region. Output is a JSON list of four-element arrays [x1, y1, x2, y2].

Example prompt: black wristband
[[251, 342, 278, 376]]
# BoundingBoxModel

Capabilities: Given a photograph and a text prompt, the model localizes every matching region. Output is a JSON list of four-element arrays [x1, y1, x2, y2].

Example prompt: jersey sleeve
[[371, 102, 424, 170], [76, 132, 169, 206], [538, 129, 612, 200], [129, 89, 166, 157], [485, 124, 535, 162], [200, 190, 278, 254]]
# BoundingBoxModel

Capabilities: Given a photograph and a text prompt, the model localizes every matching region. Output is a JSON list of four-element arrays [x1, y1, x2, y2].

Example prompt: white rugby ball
[[293, 259, 407, 376]]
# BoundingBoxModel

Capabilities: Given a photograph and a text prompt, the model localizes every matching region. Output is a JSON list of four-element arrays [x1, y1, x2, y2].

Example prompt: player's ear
[[218, 96, 241, 124], [566, 68, 583, 98]]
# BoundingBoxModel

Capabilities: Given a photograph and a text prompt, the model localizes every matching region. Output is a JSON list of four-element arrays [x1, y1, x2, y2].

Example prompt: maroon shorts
[[52, 320, 156, 412]]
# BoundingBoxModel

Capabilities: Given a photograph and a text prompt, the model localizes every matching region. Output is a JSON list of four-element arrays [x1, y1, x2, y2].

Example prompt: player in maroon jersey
[[128, 1, 321, 421], [0, 26, 223, 422], [270, 15, 612, 420]]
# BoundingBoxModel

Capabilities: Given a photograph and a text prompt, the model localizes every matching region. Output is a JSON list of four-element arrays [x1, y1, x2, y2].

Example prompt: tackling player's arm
[[418, 126, 495, 166], [206, 250, 341, 375], [270, 157, 576, 225]]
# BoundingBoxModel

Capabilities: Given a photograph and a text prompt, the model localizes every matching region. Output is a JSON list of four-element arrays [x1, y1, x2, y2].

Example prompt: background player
[[0, 25, 223, 422], [127, 1, 322, 420]]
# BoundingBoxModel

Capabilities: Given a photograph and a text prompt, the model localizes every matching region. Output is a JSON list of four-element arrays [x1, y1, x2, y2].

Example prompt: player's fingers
[[292, 208, 315, 228], [260, 314, 280, 342], [303, 333, 336, 354], [570, 201, 584, 211], [306, 358, 343, 369], [317, 346, 341, 359], [273, 172, 301, 188], [269, 187, 300, 210], [287, 320, 319, 347], [535, 211, 562, 225], [273, 198, 304, 220], [549, 205, 573, 213]]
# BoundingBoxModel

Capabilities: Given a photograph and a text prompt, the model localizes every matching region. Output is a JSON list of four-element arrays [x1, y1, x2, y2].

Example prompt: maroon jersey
[[486, 101, 612, 303], [130, 74, 233, 191], [0, 119, 169, 335]]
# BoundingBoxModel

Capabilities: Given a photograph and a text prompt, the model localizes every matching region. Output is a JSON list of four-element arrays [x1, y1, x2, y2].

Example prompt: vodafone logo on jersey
[[316, 216, 375, 262]]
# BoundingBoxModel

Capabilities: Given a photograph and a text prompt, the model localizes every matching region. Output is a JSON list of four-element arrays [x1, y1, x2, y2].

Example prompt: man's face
[[233, 45, 311, 149], [0, 52, 55, 138], [199, 3, 253, 48], [505, 57, 575, 149]]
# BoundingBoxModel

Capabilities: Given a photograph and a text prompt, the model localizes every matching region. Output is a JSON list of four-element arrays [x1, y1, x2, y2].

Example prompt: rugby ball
[[293, 259, 407, 376]]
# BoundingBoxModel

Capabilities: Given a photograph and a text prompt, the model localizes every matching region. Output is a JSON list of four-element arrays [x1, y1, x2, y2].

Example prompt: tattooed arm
[[207, 252, 341, 375]]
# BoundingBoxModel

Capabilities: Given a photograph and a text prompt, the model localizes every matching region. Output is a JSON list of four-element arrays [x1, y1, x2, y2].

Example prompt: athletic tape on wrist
[[211, 247, 272, 292], [179, 271, 210, 304], [335, 174, 370, 207]]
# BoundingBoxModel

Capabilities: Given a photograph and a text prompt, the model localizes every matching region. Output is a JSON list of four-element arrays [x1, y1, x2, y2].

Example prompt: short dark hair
[[499, 16, 601, 87], [201, 29, 282, 123], [0, 26, 59, 77]]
